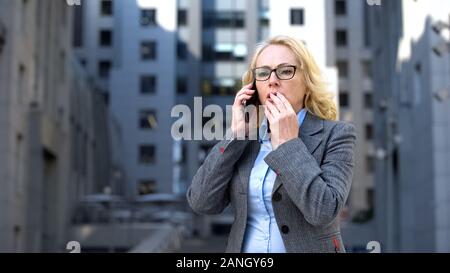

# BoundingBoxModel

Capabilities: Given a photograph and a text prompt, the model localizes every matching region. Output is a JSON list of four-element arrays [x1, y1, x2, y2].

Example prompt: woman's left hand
[[264, 92, 299, 150]]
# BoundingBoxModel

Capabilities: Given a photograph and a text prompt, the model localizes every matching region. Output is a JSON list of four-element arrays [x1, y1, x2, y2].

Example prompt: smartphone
[[244, 81, 270, 133], [245, 80, 260, 107], [244, 80, 259, 123]]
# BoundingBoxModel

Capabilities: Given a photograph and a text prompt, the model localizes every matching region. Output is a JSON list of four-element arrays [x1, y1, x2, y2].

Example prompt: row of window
[[136, 142, 188, 165], [202, 44, 247, 62], [193, 8, 302, 28], [95, 42, 157, 78], [100, 0, 188, 28], [97, 34, 250, 64], [97, 3, 325, 37], [334, 0, 371, 47], [202, 11, 245, 28], [136, 143, 189, 195], [201, 78, 240, 96], [336, 60, 372, 79], [95, 65, 243, 97], [99, 0, 158, 28], [91, 67, 188, 95], [339, 92, 373, 109], [138, 179, 157, 195]]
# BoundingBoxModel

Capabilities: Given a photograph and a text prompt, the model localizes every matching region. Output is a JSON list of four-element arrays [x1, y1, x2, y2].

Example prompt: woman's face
[[255, 44, 307, 113]]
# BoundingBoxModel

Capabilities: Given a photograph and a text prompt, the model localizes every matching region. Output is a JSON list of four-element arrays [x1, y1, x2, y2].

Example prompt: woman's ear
[[304, 91, 310, 103]]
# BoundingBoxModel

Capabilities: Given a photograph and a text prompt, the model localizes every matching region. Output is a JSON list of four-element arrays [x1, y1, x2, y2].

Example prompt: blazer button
[[281, 225, 289, 234], [272, 192, 282, 202]]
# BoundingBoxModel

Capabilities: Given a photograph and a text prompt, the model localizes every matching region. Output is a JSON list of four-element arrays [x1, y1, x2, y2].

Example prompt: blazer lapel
[[272, 112, 324, 194], [299, 112, 324, 155]]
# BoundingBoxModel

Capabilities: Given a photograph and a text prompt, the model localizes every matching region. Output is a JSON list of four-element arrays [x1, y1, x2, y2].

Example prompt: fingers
[[274, 92, 295, 113], [269, 93, 287, 112], [235, 92, 254, 106], [237, 89, 255, 97], [234, 84, 255, 105], [266, 99, 280, 115], [237, 83, 254, 95], [264, 104, 274, 124]]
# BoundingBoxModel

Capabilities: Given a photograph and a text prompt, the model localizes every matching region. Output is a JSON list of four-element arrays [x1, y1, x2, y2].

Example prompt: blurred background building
[[369, 0, 450, 252], [334, 0, 375, 223], [0, 0, 118, 252]]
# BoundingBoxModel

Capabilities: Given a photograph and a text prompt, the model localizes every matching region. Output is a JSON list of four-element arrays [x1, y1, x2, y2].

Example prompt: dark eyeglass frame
[[252, 65, 297, 81]]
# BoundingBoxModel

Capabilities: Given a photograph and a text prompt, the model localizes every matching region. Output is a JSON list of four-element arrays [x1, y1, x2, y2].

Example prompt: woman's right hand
[[231, 83, 256, 139]]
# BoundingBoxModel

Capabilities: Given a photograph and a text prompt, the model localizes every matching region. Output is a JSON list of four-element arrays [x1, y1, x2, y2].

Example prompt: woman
[[186, 35, 356, 253]]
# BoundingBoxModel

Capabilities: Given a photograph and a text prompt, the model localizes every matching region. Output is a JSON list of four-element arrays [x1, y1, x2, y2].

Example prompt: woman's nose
[[268, 71, 280, 87]]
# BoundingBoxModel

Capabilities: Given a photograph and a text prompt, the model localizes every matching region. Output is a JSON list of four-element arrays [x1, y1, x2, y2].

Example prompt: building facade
[[74, 0, 179, 197], [333, 0, 375, 221], [369, 0, 450, 252], [0, 0, 113, 252]]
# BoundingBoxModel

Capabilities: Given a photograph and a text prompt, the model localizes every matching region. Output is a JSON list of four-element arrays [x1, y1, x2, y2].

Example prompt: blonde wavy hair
[[242, 35, 337, 121]]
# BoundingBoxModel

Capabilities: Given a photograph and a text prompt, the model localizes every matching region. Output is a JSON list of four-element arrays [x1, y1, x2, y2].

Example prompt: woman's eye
[[280, 69, 293, 75]]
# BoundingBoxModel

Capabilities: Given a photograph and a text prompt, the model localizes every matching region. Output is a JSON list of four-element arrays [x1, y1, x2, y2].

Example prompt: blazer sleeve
[[186, 138, 249, 215], [264, 122, 356, 227]]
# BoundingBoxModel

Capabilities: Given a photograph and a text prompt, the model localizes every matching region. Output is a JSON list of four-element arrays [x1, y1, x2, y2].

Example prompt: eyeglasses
[[252, 65, 297, 81]]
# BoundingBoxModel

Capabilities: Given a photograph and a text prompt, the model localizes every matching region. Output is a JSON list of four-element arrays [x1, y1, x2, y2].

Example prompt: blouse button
[[272, 192, 282, 202], [281, 225, 290, 234]]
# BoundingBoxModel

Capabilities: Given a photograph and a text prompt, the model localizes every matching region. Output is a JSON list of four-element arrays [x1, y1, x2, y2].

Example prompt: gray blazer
[[186, 112, 356, 253]]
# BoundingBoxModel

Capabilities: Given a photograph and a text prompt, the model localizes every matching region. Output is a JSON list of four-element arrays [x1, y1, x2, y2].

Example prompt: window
[[259, 9, 270, 27], [59, 51, 66, 83], [201, 78, 240, 96], [99, 29, 112, 47], [141, 41, 156, 60], [17, 64, 26, 105], [202, 11, 245, 28], [335, 0, 347, 16], [177, 42, 187, 60], [139, 145, 156, 164], [366, 156, 374, 173], [362, 60, 373, 78], [73, 4, 83, 47], [202, 45, 214, 61], [140, 75, 156, 94], [336, 29, 347, 47], [178, 9, 187, 26], [290, 9, 304, 25], [177, 77, 188, 94], [364, 93, 373, 109], [202, 43, 247, 62], [339, 92, 349, 107], [139, 110, 157, 129], [98, 60, 111, 78], [367, 188, 374, 210], [103, 92, 109, 105], [100, 0, 112, 16], [181, 144, 187, 164], [363, 3, 371, 47], [138, 180, 157, 195], [141, 9, 156, 26], [336, 60, 348, 78], [365, 124, 373, 140], [202, 80, 212, 96]]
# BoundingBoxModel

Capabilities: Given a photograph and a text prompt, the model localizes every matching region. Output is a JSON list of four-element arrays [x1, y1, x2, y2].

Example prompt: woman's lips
[[267, 91, 278, 98]]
